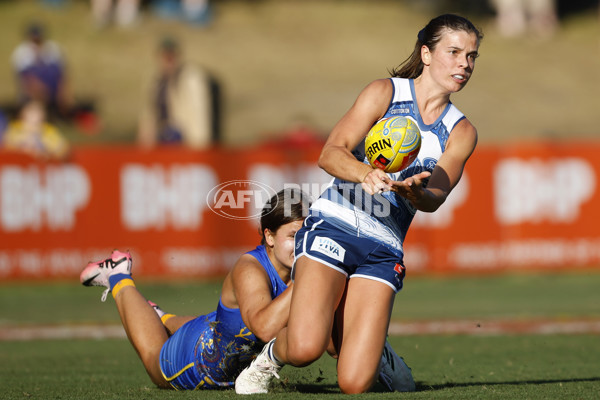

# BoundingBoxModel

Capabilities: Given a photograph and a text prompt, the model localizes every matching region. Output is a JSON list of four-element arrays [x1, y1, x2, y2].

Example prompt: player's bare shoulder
[[354, 78, 394, 117], [363, 78, 394, 98], [448, 117, 478, 156]]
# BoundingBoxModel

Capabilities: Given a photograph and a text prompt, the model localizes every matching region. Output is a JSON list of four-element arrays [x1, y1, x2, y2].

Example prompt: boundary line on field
[[388, 318, 600, 336], [2, 318, 600, 341]]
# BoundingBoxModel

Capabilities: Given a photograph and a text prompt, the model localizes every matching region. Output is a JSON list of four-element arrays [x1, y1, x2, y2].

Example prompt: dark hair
[[260, 188, 310, 245], [390, 14, 483, 79]]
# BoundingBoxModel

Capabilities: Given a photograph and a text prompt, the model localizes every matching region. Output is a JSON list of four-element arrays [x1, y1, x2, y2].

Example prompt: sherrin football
[[364, 116, 421, 173]]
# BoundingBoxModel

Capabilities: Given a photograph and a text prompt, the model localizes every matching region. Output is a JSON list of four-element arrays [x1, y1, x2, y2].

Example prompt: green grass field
[[2, 335, 599, 399], [1, 271, 600, 398]]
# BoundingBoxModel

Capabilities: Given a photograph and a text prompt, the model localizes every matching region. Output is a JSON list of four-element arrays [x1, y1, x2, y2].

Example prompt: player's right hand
[[361, 168, 391, 195]]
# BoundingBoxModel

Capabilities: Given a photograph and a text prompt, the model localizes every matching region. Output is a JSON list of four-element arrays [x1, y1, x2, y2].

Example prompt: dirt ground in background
[[0, 1, 598, 146]]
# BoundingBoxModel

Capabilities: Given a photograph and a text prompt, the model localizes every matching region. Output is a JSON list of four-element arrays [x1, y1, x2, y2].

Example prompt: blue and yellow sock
[[108, 273, 135, 299], [148, 300, 176, 324]]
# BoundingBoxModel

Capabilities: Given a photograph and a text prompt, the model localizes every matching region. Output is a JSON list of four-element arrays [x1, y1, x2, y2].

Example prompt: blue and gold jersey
[[159, 245, 287, 389]]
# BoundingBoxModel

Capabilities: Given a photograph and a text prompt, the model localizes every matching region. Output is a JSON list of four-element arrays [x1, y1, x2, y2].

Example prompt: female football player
[[236, 13, 483, 394], [80, 188, 309, 389]]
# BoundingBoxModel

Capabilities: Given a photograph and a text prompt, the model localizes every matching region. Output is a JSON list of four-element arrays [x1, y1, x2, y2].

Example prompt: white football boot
[[235, 339, 282, 394]]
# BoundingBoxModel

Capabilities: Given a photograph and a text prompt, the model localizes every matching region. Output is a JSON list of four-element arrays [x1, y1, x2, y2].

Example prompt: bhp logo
[[0, 165, 90, 231], [494, 158, 595, 224]]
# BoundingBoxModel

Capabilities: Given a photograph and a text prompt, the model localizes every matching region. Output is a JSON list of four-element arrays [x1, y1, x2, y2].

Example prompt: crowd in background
[[1, 0, 598, 161], [0, 0, 219, 161]]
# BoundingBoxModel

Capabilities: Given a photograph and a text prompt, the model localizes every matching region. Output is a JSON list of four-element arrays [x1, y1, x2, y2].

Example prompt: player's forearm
[[410, 187, 447, 213], [318, 144, 372, 183], [248, 285, 293, 342]]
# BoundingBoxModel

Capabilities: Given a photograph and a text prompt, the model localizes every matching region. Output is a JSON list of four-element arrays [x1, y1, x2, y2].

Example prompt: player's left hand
[[389, 171, 432, 202]]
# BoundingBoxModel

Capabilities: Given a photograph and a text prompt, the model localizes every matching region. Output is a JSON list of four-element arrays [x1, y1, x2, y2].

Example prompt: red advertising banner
[[1, 141, 599, 280]]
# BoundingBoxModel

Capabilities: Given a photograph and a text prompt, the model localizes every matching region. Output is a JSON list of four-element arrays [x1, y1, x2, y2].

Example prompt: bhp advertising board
[[1, 141, 598, 280]]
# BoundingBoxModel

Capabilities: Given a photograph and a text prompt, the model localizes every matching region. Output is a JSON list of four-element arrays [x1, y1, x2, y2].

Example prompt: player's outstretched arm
[[391, 118, 477, 212]]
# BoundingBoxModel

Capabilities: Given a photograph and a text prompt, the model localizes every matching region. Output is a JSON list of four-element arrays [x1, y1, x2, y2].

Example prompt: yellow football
[[364, 116, 421, 173]]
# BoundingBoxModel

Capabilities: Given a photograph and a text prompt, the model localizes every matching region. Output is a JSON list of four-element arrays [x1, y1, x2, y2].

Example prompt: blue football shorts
[[293, 215, 407, 292], [159, 311, 220, 390]]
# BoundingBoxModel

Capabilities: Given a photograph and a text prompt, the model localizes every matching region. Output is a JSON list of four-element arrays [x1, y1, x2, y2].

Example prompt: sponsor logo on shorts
[[310, 236, 345, 262]]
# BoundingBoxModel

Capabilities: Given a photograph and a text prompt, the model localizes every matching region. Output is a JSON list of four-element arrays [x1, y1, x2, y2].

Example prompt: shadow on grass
[[422, 376, 600, 391], [287, 381, 412, 394], [293, 383, 340, 394], [282, 377, 600, 394]]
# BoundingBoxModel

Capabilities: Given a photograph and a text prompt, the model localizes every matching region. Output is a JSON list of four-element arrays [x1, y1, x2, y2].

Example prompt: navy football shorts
[[294, 215, 406, 292]]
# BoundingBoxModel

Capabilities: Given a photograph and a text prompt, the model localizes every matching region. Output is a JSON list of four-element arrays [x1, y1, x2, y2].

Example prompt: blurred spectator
[[0, 109, 8, 139], [490, 0, 558, 38], [10, 22, 100, 135], [91, 0, 141, 28], [181, 0, 212, 25], [151, 0, 212, 26], [137, 37, 219, 149], [3, 100, 70, 161], [11, 22, 73, 122]]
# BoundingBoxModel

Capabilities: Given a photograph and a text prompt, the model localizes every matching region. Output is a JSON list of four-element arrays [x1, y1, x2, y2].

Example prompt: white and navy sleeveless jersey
[[311, 78, 465, 255]]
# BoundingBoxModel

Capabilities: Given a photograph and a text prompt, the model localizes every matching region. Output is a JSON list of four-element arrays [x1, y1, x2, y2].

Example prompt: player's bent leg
[[335, 277, 395, 394], [236, 257, 347, 395], [114, 285, 170, 388], [80, 250, 170, 388], [283, 256, 347, 367]]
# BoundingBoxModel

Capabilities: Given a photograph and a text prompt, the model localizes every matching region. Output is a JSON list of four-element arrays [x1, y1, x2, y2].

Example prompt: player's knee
[[337, 366, 375, 394], [286, 339, 324, 367], [338, 374, 372, 394], [140, 350, 167, 387]]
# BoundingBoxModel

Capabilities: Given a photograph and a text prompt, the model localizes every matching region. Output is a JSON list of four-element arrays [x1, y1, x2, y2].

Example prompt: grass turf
[[1, 272, 600, 398], [1, 335, 599, 399]]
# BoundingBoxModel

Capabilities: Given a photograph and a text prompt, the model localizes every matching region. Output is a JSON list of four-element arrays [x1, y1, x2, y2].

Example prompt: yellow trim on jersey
[[194, 375, 216, 389], [162, 361, 195, 385]]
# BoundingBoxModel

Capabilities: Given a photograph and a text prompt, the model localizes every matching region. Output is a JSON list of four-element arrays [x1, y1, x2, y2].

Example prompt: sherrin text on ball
[[365, 116, 421, 173]]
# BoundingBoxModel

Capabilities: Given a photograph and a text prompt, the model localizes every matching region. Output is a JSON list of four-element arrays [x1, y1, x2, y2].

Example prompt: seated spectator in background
[[11, 21, 100, 135], [91, 0, 141, 28], [3, 100, 70, 161], [138, 37, 217, 149], [490, 0, 558, 38], [151, 0, 212, 26], [11, 22, 73, 122]]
